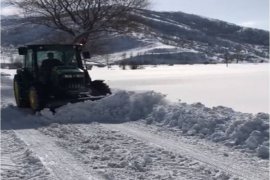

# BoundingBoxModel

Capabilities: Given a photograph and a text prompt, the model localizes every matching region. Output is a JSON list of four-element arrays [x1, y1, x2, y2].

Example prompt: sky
[[151, 0, 269, 30], [0, 0, 269, 30]]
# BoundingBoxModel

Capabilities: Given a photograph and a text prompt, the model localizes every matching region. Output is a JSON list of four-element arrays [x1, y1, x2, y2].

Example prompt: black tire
[[13, 76, 29, 108], [29, 86, 44, 111], [91, 80, 111, 96]]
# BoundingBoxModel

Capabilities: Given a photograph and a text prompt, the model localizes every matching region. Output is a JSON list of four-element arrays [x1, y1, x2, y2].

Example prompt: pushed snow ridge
[[40, 91, 166, 123], [40, 91, 269, 159], [147, 102, 269, 159]]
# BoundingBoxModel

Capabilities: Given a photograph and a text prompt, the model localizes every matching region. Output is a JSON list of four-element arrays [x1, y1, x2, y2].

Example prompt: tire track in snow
[[101, 123, 268, 180], [14, 129, 105, 180], [1, 130, 54, 180], [1, 107, 103, 179]]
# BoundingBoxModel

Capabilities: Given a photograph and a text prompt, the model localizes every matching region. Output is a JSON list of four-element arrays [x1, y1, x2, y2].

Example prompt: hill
[[1, 9, 269, 64]]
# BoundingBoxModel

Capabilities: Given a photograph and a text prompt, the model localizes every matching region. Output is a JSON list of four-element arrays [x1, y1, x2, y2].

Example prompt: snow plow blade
[[45, 95, 107, 109]]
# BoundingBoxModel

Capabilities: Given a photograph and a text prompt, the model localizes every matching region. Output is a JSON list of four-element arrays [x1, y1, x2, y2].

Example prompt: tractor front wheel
[[14, 77, 29, 108], [29, 86, 44, 111]]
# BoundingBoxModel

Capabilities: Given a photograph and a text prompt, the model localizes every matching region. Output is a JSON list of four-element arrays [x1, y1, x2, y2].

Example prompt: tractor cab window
[[37, 51, 63, 68], [36, 48, 78, 69], [25, 49, 33, 69]]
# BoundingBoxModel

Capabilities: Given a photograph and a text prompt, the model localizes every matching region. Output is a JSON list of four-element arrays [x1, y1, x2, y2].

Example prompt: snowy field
[[1, 64, 269, 180], [91, 64, 269, 114]]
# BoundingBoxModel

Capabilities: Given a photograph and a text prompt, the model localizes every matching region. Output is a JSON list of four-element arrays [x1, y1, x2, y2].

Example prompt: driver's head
[[47, 52, 54, 59]]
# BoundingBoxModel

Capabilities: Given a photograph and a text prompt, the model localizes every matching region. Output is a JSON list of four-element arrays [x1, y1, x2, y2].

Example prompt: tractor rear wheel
[[91, 80, 111, 96], [13, 77, 29, 107], [29, 86, 44, 111]]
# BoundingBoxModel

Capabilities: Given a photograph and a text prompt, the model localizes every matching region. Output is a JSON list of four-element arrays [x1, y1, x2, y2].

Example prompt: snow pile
[[146, 103, 269, 159], [40, 90, 269, 159], [40, 91, 166, 123]]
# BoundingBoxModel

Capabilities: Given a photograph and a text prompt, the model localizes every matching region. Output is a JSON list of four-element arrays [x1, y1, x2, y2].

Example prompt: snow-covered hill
[[1, 9, 269, 64]]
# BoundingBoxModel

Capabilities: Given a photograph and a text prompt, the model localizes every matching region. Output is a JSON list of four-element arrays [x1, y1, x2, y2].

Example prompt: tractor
[[13, 44, 111, 111]]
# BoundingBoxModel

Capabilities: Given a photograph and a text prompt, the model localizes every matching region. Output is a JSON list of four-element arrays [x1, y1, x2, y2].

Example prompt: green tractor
[[14, 44, 111, 111]]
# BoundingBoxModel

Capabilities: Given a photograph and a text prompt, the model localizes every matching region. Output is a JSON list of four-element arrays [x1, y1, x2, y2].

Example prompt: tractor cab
[[14, 44, 111, 111]]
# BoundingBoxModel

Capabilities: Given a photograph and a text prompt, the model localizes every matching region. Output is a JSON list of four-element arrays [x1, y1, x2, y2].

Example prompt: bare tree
[[10, 0, 149, 44]]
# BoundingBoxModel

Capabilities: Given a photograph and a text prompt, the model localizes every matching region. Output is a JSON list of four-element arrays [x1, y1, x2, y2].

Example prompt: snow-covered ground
[[90, 64, 269, 114], [1, 64, 269, 180]]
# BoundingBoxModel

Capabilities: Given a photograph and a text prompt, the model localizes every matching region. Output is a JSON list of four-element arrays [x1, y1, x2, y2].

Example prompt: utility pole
[[224, 53, 229, 67]]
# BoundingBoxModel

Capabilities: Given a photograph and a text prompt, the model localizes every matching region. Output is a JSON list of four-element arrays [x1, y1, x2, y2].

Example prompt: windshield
[[36, 46, 78, 68]]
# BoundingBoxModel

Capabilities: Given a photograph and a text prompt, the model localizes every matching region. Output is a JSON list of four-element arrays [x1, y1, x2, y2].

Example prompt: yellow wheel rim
[[29, 89, 38, 110], [14, 81, 20, 105]]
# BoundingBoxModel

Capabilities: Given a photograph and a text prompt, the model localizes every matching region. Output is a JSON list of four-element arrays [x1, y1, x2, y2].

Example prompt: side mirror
[[82, 51, 91, 59], [18, 47, 27, 55]]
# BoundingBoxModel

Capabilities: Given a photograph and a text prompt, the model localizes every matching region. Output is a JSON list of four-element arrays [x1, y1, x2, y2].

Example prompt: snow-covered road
[[1, 68, 269, 180]]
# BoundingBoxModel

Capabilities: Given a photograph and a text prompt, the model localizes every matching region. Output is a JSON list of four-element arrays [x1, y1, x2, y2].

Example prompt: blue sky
[[1, 0, 269, 30], [151, 0, 269, 30]]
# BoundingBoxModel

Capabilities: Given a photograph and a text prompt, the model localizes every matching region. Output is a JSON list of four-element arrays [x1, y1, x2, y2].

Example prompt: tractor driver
[[41, 52, 63, 70], [40, 52, 63, 84]]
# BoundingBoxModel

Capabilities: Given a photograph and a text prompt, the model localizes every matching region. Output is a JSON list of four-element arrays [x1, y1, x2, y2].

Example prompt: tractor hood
[[53, 66, 84, 75]]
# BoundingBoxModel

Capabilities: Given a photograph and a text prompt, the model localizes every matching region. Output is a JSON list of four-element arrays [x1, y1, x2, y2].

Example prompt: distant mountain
[[1, 9, 269, 64]]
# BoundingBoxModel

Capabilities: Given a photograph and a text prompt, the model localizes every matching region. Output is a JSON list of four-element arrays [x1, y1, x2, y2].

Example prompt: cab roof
[[25, 44, 82, 48]]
